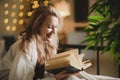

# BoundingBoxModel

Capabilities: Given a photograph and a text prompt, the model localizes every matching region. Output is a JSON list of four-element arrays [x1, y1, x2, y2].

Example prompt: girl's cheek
[[47, 29, 52, 33]]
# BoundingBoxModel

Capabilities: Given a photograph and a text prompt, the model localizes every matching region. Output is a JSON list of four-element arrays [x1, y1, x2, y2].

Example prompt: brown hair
[[19, 6, 63, 64]]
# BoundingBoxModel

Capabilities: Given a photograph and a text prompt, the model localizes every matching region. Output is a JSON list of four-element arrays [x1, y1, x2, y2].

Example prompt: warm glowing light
[[13, 19, 17, 24], [12, 4, 17, 9], [12, 26, 16, 31], [43, 0, 49, 6], [19, 12, 24, 17], [20, 5, 24, 10], [19, 19, 24, 25], [32, 1, 39, 9], [32, 5, 36, 9], [55, 0, 70, 17], [11, 12, 16, 17], [32, 5, 39, 9], [4, 10, 9, 15], [27, 11, 32, 16], [4, 19, 9, 24], [4, 3, 9, 8], [6, 26, 10, 31], [33, 1, 38, 4]]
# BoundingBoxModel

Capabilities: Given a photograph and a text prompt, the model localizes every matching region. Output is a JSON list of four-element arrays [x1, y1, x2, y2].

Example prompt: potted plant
[[82, 0, 120, 77]]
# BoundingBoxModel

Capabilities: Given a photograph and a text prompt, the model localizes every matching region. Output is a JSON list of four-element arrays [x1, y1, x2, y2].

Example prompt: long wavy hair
[[19, 6, 63, 65]]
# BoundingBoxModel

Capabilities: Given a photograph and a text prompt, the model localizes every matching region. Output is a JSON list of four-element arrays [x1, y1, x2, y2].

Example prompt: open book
[[45, 49, 92, 74]]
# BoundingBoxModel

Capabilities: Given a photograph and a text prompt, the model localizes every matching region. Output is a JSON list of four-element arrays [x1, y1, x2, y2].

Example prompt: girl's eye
[[47, 25, 52, 28], [47, 25, 58, 29]]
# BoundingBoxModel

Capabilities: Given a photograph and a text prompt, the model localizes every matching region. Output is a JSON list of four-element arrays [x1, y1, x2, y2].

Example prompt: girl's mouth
[[46, 33, 53, 42], [47, 33, 51, 38]]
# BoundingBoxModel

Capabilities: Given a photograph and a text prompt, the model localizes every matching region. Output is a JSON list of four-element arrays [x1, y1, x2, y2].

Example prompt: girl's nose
[[52, 27, 56, 33]]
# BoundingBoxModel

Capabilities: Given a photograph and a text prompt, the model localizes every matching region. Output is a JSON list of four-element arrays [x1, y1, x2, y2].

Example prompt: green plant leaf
[[82, 0, 120, 64]]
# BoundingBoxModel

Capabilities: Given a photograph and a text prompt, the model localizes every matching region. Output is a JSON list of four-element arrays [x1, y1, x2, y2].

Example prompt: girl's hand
[[55, 71, 72, 80]]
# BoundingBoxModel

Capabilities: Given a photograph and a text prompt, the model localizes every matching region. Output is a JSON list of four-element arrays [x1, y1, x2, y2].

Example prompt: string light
[[43, 0, 49, 6], [6, 25, 10, 31], [27, 11, 32, 16], [11, 12, 16, 17], [12, 4, 17, 9], [19, 5, 24, 10], [12, 26, 16, 31], [4, 10, 9, 15], [2, 0, 44, 32], [13, 19, 17, 24], [19, 19, 24, 25], [32, 0, 39, 9], [19, 12, 24, 17], [4, 18, 9, 24], [2, 0, 29, 32], [4, 3, 9, 8]]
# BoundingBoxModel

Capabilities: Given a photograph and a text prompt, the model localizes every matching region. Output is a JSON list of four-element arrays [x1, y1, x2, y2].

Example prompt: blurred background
[[0, 0, 119, 78]]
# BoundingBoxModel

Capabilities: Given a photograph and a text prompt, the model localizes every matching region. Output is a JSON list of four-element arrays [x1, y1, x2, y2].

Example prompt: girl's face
[[39, 16, 59, 43]]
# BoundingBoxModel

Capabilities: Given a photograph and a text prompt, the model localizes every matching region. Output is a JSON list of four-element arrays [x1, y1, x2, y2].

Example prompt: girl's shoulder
[[10, 39, 21, 49]]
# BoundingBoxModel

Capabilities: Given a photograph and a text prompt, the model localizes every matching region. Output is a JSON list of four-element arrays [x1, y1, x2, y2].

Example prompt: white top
[[0, 40, 56, 80]]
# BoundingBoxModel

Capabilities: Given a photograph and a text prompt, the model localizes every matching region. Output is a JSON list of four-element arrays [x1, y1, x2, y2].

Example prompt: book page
[[45, 49, 92, 73], [45, 49, 81, 70]]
